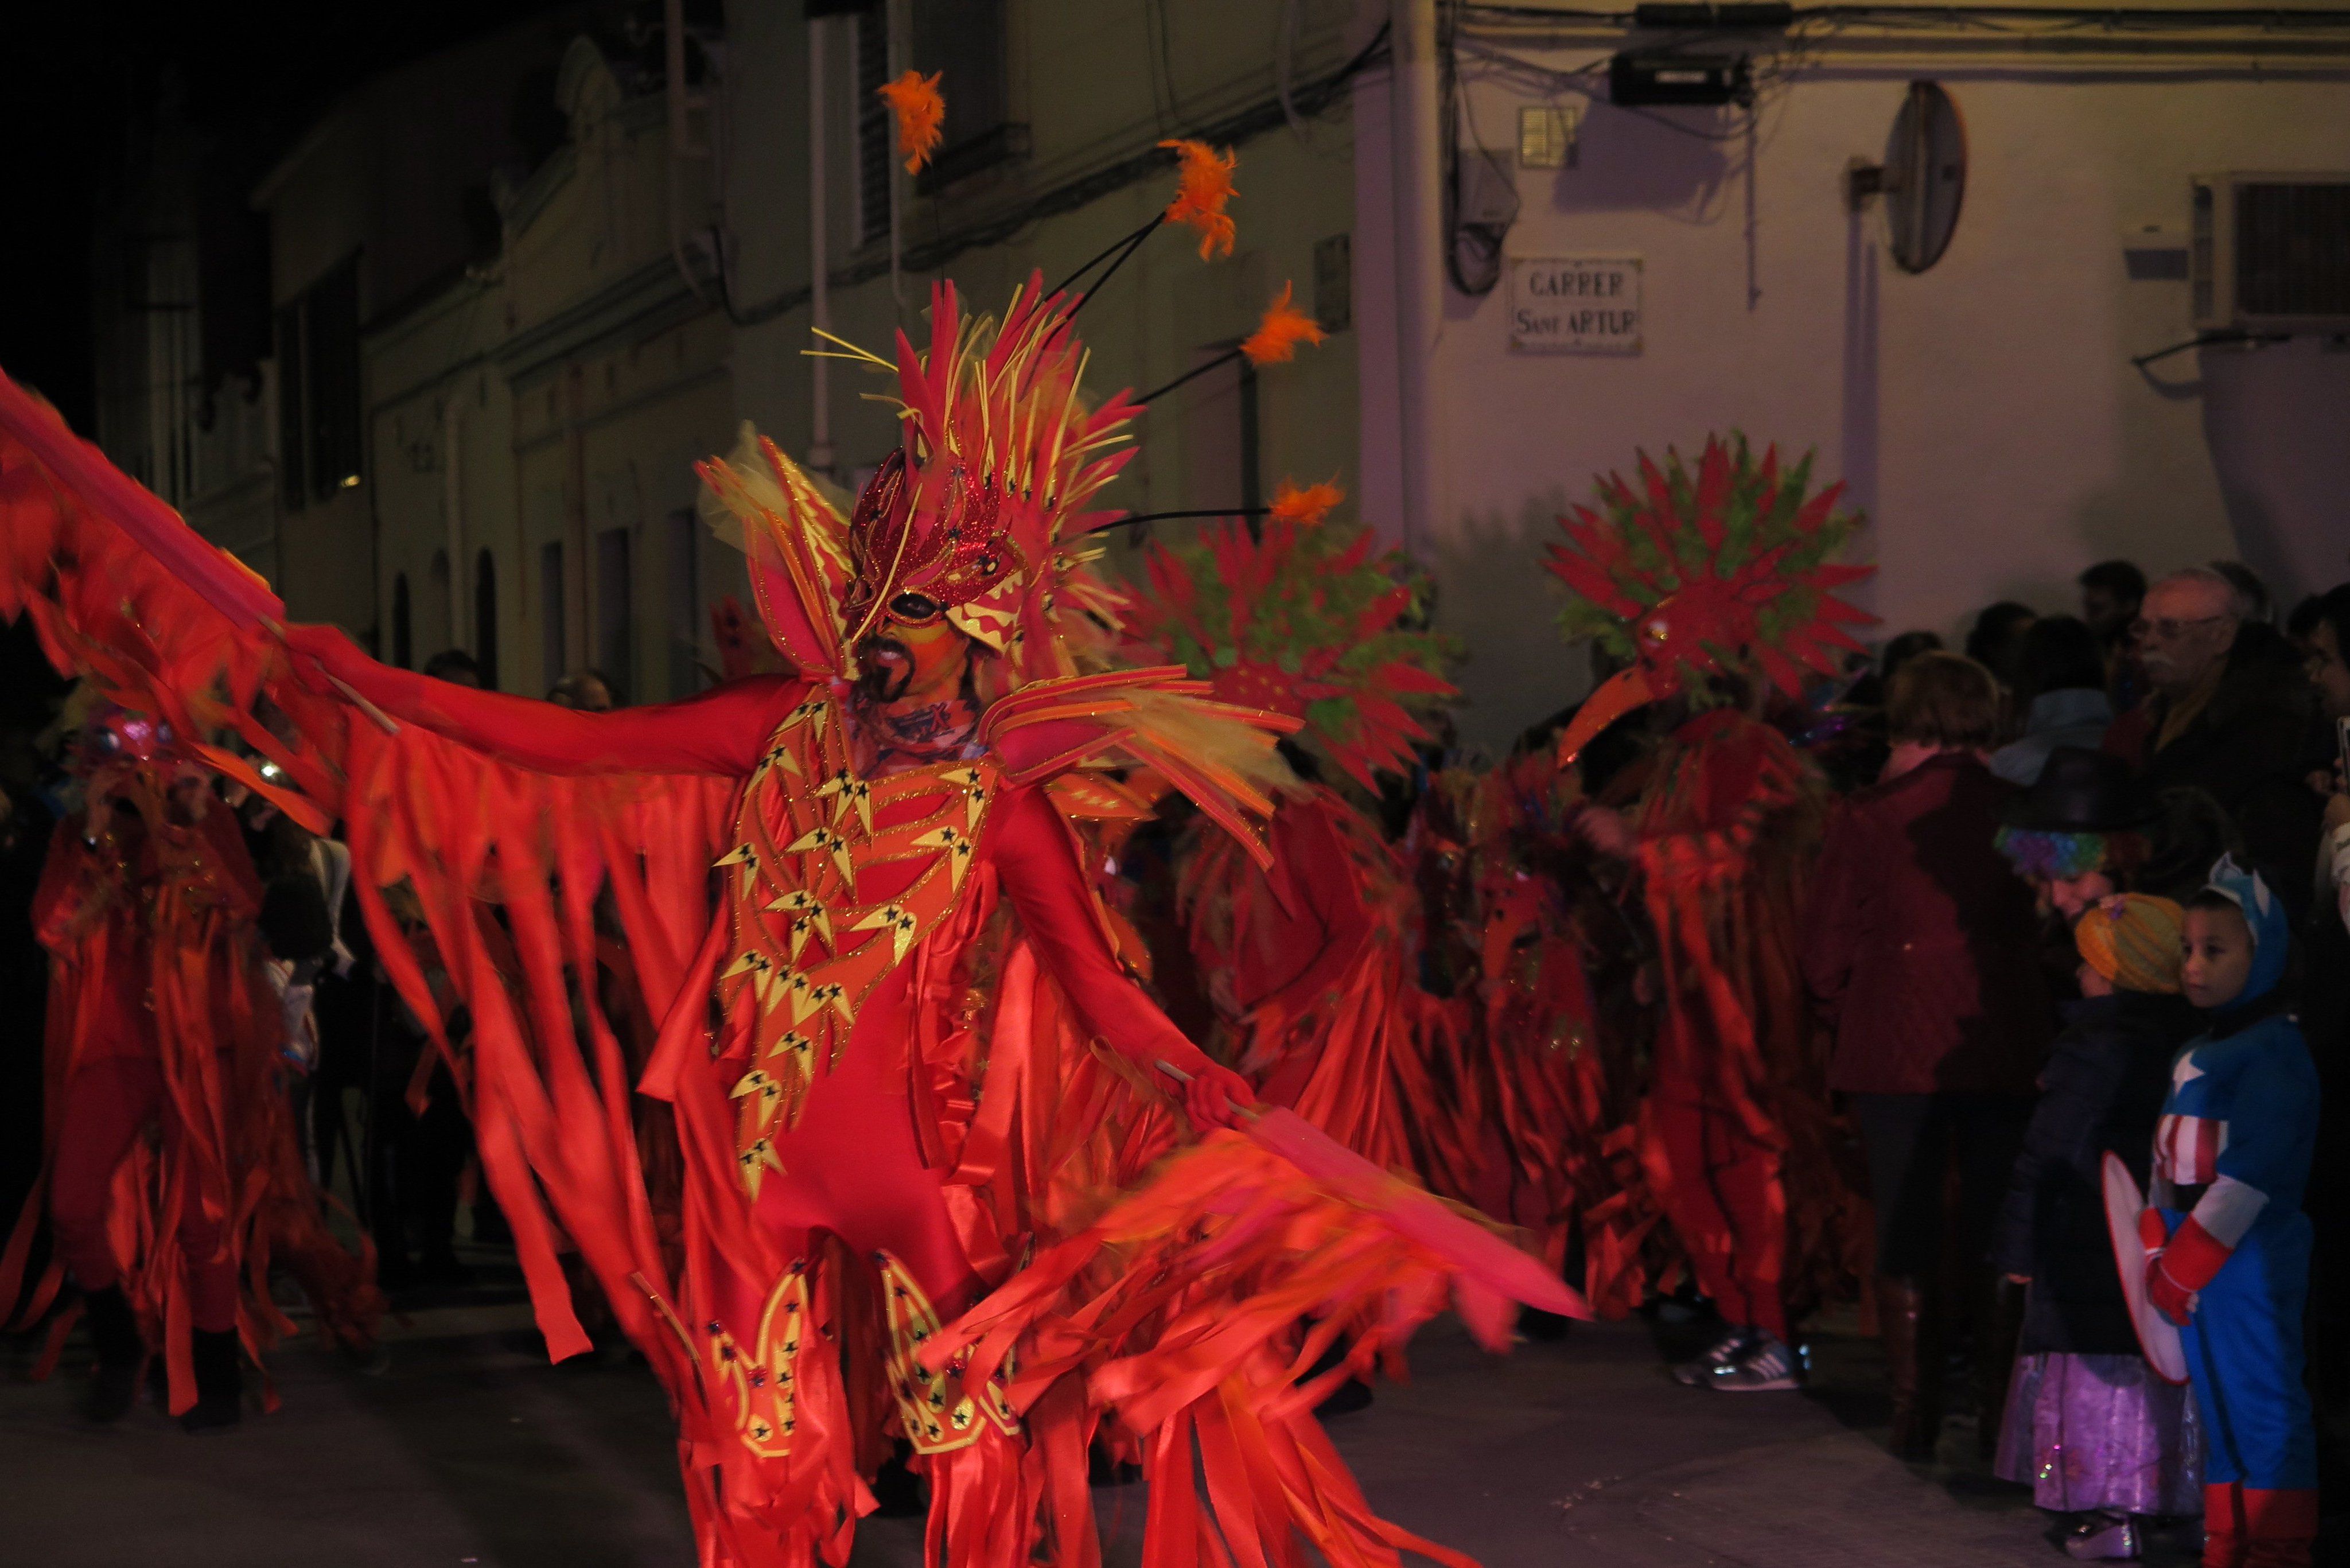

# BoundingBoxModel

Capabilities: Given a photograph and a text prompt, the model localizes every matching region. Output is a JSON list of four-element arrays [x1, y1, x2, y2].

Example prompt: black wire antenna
[[1137, 344, 1252, 405], [1102, 505, 1272, 532]]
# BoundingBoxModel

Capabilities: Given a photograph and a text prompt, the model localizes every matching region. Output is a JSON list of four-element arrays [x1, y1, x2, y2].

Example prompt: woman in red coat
[[1802, 651, 2052, 1462]]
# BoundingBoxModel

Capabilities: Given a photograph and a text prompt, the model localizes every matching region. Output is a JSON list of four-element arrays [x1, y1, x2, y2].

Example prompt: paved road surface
[[0, 1289, 2182, 1567]]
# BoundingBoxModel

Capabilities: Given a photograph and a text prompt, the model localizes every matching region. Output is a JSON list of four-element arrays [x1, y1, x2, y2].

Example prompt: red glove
[[2143, 1213, 2231, 1328], [1180, 1060, 1256, 1131], [280, 622, 373, 697]]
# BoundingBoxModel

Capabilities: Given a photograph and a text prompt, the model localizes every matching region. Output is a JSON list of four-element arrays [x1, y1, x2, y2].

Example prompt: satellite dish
[[1880, 82, 1966, 273]]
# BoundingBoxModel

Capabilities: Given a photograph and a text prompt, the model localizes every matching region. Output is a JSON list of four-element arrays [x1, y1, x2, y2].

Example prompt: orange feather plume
[[1240, 282, 1325, 365], [1269, 477, 1343, 527], [1159, 138, 1238, 259], [878, 71, 945, 173]]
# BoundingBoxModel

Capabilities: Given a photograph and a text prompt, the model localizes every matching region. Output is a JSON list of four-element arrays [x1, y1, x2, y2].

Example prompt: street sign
[[1509, 256, 1643, 355]]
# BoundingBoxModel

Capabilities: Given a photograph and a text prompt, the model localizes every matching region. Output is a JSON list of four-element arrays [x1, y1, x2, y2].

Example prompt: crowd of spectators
[[1807, 558, 2347, 1560]]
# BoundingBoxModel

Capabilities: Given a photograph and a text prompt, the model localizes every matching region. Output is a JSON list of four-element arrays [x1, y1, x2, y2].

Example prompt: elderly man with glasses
[[2110, 566, 2328, 914]]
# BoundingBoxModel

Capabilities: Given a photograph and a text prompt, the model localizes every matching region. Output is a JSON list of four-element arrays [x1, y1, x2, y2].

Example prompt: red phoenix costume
[[1545, 437, 1874, 1376], [0, 703, 380, 1429], [1402, 752, 1667, 1310], [2, 271, 1569, 1566], [1129, 503, 1459, 1178]]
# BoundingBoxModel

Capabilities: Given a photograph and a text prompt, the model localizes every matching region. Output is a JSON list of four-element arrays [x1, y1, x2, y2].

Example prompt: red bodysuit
[[317, 656, 1242, 1563]]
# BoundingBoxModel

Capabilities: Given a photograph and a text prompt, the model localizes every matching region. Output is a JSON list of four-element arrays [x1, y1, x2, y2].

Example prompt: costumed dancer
[[1, 258, 1575, 1565], [1127, 490, 1460, 1178], [2145, 859, 2320, 1567], [1403, 746, 1658, 1310], [0, 698, 379, 1431], [1992, 893, 2204, 1560], [1544, 435, 1874, 1391]]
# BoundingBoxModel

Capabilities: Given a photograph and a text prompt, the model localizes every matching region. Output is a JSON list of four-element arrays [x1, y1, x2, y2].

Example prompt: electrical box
[[2191, 173, 2350, 333], [1609, 53, 1752, 108], [1519, 106, 1579, 169]]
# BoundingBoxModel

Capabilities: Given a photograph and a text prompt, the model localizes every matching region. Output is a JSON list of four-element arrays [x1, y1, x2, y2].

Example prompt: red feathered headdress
[[1546, 434, 1874, 764]]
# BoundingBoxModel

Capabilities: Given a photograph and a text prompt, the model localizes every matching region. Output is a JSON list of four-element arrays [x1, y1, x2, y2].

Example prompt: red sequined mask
[[843, 449, 1024, 636]]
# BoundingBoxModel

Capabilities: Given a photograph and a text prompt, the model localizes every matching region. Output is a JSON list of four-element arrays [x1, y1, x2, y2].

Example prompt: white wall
[[1363, 42, 2350, 751]]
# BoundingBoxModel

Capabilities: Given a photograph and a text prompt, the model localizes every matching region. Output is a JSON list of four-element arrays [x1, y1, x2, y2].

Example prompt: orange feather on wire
[[1240, 281, 1325, 365], [1158, 138, 1238, 259], [878, 70, 945, 173], [1269, 476, 1343, 528]]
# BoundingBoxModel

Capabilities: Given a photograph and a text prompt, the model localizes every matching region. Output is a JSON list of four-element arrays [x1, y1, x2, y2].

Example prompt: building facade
[[88, 3, 2350, 752], [721, 0, 1370, 584], [246, 6, 617, 665], [1356, 4, 2350, 748]]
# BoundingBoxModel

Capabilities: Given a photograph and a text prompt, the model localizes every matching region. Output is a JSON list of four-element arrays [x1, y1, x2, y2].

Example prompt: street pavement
[[0, 1283, 2174, 1567]]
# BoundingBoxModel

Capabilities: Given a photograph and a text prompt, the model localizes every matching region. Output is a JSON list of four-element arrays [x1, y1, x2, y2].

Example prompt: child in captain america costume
[[2146, 855, 2320, 1567]]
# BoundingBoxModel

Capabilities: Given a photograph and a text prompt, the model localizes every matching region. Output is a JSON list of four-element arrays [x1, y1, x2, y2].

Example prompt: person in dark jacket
[[1991, 894, 2204, 1560], [2103, 568, 2327, 917], [1803, 651, 2052, 1462]]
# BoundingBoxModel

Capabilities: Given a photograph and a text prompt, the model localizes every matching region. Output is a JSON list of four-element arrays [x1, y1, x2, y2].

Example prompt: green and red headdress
[[1546, 434, 1874, 764], [1129, 486, 1457, 791]]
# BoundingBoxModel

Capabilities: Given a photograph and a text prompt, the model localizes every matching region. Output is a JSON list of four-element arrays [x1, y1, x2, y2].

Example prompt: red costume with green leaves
[[1130, 511, 1459, 1177], [1546, 437, 1874, 1336]]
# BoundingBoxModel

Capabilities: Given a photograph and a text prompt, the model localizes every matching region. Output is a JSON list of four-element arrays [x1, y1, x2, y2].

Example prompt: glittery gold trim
[[708, 1262, 813, 1457], [876, 1253, 1020, 1454]]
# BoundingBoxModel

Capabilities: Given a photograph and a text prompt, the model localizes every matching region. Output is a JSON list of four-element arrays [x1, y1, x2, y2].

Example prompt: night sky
[[1, 5, 559, 436]]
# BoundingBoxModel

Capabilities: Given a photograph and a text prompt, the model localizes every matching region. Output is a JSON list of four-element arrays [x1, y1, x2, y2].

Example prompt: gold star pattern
[[711, 1267, 812, 1460], [784, 824, 857, 885], [815, 768, 874, 834], [720, 726, 1000, 1175], [730, 1068, 792, 1145], [876, 1252, 1020, 1454], [763, 888, 834, 959], [940, 766, 989, 829], [911, 824, 976, 890], [852, 903, 923, 964], [779, 974, 850, 1026], [736, 1136, 786, 1198], [751, 735, 804, 781], [777, 693, 828, 736], [722, 949, 781, 1006]]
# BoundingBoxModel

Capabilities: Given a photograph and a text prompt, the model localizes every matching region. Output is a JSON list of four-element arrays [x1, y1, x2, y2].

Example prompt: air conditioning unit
[[2190, 173, 2350, 333]]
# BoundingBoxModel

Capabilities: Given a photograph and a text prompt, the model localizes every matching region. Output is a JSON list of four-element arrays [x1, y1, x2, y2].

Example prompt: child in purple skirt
[[1993, 893, 2204, 1560]]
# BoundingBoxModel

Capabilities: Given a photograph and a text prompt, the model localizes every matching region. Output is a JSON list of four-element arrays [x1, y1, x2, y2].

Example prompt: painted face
[[857, 592, 972, 703], [2181, 905, 2255, 1011]]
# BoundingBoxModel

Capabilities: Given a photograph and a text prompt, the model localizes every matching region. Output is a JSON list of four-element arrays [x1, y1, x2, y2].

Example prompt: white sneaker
[[1709, 1334, 1804, 1392], [1670, 1326, 1752, 1387]]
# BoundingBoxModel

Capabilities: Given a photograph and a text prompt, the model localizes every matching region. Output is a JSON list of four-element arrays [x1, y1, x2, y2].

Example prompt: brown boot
[[1970, 1271, 2025, 1462], [1877, 1276, 1943, 1462]]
